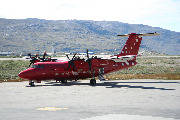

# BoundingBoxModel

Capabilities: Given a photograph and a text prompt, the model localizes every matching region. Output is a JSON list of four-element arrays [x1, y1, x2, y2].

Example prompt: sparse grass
[[113, 65, 180, 75], [0, 60, 29, 80], [107, 57, 180, 80], [0, 56, 179, 82], [0, 56, 21, 58]]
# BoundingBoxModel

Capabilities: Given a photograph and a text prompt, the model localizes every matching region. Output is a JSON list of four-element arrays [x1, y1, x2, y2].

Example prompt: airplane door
[[99, 68, 104, 75], [37, 65, 46, 79]]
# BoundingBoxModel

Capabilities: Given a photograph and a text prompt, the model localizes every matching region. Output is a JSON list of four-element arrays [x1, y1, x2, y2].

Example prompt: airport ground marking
[[36, 107, 68, 111]]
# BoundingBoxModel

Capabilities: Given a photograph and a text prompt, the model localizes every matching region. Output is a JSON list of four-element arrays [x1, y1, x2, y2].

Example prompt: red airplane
[[18, 32, 160, 86]]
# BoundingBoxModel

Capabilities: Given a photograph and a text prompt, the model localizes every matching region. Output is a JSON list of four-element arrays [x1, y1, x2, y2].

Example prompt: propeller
[[85, 49, 93, 71], [66, 53, 77, 71], [28, 51, 57, 67], [28, 53, 38, 67]]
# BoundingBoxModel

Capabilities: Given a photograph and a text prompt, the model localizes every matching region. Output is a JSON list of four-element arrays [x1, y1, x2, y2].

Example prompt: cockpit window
[[32, 65, 37, 68], [31, 65, 44, 68]]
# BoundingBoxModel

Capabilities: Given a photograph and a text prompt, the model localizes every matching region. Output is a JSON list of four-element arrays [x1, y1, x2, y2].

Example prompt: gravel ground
[[0, 79, 180, 120]]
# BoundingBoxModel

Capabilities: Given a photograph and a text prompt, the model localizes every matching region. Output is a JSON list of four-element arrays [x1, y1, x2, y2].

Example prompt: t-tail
[[116, 32, 160, 57]]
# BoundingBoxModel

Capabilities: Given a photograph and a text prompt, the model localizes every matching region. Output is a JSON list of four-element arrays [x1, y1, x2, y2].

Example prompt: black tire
[[61, 80, 67, 83], [90, 79, 96, 84], [31, 82, 34, 86], [29, 81, 34, 86]]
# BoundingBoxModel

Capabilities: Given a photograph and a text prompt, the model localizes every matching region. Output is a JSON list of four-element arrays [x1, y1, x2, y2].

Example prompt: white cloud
[[0, 0, 180, 32]]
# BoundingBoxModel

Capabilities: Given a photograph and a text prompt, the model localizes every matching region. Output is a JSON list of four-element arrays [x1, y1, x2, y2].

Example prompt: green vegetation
[[0, 56, 22, 58], [107, 57, 180, 80], [0, 57, 179, 82], [113, 65, 179, 75], [0, 60, 29, 81]]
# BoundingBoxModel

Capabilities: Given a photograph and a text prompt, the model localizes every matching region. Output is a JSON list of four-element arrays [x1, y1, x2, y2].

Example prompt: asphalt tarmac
[[0, 79, 180, 120]]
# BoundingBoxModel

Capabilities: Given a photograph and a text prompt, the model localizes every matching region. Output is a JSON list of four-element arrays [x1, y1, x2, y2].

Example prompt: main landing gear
[[90, 71, 96, 84], [56, 80, 67, 83], [61, 80, 67, 83], [90, 79, 96, 84]]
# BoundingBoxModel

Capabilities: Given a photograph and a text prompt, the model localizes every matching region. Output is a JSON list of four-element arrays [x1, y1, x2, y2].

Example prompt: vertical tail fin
[[116, 32, 160, 56], [118, 33, 142, 56]]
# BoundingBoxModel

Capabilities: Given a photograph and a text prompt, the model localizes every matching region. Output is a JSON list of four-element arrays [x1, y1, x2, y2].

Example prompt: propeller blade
[[72, 63, 77, 70], [84, 49, 93, 71], [29, 62, 32, 67], [29, 56, 36, 67], [67, 61, 77, 71], [43, 51, 46, 60], [87, 62, 92, 71], [87, 49, 89, 59], [35, 54, 39, 58], [28, 53, 31, 58], [72, 53, 77, 59], [66, 54, 70, 60], [66, 53, 77, 71], [67, 64, 71, 71]]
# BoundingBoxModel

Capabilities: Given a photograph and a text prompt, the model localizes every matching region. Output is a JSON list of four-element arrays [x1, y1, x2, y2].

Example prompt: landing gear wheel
[[29, 80, 35, 86], [61, 80, 67, 83], [56, 80, 61, 82], [90, 79, 96, 84], [90, 70, 96, 84]]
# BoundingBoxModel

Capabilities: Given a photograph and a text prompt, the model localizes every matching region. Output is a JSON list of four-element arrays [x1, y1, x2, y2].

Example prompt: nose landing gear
[[29, 80, 35, 86]]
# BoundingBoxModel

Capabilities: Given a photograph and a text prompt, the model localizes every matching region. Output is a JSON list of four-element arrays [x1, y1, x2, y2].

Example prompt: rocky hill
[[0, 18, 179, 55]]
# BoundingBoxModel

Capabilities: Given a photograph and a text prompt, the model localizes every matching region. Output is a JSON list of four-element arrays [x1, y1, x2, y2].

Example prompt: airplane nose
[[18, 69, 35, 80], [18, 71, 29, 79], [18, 72, 24, 79]]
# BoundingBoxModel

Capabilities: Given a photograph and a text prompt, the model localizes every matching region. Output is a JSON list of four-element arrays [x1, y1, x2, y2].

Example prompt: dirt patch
[[105, 74, 180, 80]]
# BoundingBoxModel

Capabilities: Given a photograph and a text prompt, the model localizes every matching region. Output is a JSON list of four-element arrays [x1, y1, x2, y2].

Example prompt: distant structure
[[79, 51, 94, 55], [56, 52, 65, 56], [0, 51, 15, 56]]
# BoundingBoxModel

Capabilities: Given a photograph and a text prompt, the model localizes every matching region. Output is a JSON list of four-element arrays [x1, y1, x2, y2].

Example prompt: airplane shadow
[[26, 81, 178, 90]]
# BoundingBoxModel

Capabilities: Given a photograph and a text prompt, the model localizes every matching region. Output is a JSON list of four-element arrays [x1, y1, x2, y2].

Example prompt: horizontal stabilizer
[[117, 32, 160, 37]]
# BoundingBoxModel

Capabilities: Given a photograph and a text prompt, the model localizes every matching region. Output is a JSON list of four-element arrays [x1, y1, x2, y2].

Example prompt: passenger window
[[37, 65, 40, 68], [40, 65, 44, 68]]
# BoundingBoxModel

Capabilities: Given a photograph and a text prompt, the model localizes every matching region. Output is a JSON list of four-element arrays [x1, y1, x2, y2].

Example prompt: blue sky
[[0, 0, 180, 32]]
